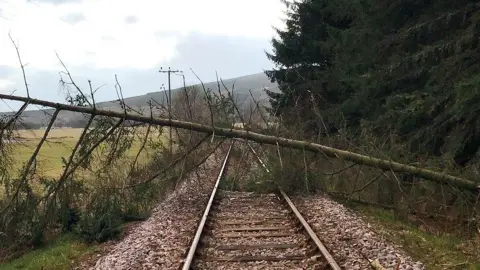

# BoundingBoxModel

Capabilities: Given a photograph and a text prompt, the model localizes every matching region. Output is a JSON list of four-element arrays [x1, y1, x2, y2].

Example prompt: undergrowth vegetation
[[0, 84, 235, 262], [0, 234, 98, 270], [1, 1, 480, 267], [251, 1, 480, 265], [356, 205, 480, 269], [227, 136, 480, 268]]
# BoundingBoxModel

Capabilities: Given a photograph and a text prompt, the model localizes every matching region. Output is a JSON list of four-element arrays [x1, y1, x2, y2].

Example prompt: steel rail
[[246, 142, 342, 270], [181, 143, 233, 270]]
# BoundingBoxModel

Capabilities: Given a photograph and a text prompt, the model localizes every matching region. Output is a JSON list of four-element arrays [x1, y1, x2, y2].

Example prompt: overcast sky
[[0, 0, 284, 111]]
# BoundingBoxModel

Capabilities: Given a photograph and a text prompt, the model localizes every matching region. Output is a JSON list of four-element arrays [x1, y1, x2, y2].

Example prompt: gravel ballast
[[92, 153, 224, 270], [293, 194, 425, 270], [90, 144, 426, 270], [194, 191, 329, 269]]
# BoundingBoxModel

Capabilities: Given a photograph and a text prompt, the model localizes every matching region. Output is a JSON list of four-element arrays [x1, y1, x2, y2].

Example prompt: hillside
[[5, 72, 278, 128], [101, 72, 277, 109]]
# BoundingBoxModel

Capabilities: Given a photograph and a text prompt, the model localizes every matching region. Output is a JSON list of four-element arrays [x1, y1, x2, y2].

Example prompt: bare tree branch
[[8, 34, 30, 98], [122, 132, 213, 188], [64, 118, 124, 180], [52, 114, 95, 192], [88, 80, 96, 109], [191, 69, 216, 142], [0, 93, 477, 191], [0, 109, 60, 214], [56, 52, 91, 107]]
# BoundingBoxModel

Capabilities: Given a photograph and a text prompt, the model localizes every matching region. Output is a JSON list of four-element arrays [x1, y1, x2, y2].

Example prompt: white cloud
[[0, 0, 284, 71], [0, 78, 15, 92]]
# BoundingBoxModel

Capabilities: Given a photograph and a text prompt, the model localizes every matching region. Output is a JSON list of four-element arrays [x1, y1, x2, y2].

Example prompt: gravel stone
[[89, 149, 426, 270], [194, 191, 329, 269], [293, 194, 425, 270], [91, 152, 224, 270]]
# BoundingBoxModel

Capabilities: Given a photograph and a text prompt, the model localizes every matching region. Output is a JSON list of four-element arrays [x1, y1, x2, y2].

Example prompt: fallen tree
[[0, 93, 478, 191]]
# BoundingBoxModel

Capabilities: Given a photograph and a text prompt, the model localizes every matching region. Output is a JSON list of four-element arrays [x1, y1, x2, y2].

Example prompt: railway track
[[181, 144, 342, 269]]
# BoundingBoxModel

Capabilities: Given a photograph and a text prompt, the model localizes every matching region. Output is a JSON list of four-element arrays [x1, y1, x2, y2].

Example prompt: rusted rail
[[181, 142, 342, 269], [181, 143, 233, 270], [247, 142, 342, 270]]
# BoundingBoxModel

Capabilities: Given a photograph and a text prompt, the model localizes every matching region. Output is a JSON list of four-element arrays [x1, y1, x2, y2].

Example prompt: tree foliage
[[267, 0, 480, 165]]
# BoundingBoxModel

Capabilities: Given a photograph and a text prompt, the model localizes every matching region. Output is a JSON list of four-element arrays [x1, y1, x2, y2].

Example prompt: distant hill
[[3, 72, 278, 128], [99, 72, 278, 110]]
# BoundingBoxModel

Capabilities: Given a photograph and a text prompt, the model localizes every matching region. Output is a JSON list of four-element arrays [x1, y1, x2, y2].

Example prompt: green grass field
[[0, 127, 163, 199], [10, 128, 157, 176], [0, 128, 166, 268]]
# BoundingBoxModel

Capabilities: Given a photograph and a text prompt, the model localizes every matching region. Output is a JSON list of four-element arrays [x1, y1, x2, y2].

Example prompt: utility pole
[[159, 67, 182, 155]]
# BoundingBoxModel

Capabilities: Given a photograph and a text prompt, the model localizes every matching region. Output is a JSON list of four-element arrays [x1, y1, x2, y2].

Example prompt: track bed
[[192, 191, 331, 269]]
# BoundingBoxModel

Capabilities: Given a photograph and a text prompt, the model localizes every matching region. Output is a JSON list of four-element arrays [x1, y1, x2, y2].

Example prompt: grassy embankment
[[354, 205, 480, 270], [0, 234, 98, 270], [0, 128, 162, 269]]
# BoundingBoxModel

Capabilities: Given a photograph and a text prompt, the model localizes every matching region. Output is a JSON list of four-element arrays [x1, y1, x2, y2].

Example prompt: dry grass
[[15, 128, 85, 140], [355, 205, 480, 269], [0, 127, 164, 198], [9, 128, 158, 176]]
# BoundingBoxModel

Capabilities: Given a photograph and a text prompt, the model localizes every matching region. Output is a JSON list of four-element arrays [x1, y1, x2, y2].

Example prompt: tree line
[[266, 0, 480, 166]]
